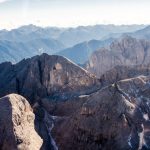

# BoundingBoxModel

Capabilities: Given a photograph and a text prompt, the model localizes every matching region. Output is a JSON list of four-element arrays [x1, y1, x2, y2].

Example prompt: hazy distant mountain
[[56, 24, 146, 47], [0, 24, 147, 63], [0, 24, 65, 42], [0, 24, 146, 47], [56, 38, 114, 64], [128, 25, 150, 40], [0, 38, 65, 63]]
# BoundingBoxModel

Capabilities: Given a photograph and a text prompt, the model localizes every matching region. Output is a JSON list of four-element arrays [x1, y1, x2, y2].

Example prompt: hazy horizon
[[0, 23, 148, 31], [0, 0, 150, 30]]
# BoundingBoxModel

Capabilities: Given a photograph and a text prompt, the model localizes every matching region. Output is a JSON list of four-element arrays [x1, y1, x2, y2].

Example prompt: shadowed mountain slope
[[0, 53, 100, 104]]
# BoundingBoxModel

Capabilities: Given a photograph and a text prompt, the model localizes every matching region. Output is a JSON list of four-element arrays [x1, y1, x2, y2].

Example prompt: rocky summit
[[0, 54, 101, 150], [0, 53, 150, 150], [0, 53, 100, 104], [86, 36, 150, 77]]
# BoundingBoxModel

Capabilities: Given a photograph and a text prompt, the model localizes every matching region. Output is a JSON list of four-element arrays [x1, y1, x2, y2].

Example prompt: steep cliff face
[[52, 75, 150, 150], [0, 94, 43, 150], [0, 53, 100, 104], [86, 36, 150, 77]]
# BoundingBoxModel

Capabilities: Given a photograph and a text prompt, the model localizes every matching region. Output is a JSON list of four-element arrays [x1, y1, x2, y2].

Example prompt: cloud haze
[[0, 0, 150, 29], [0, 0, 9, 3]]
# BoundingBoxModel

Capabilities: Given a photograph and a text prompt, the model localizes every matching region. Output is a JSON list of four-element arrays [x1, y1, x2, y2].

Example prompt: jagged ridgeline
[[86, 36, 150, 78], [0, 53, 101, 104], [1, 53, 150, 150], [0, 24, 146, 64]]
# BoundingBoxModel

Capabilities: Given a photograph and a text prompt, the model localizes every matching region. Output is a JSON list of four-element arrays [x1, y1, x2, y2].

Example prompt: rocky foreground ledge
[[0, 94, 43, 150]]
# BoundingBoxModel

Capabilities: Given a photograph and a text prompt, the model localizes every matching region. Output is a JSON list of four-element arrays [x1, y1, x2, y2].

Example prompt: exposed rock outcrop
[[86, 36, 150, 77], [0, 53, 100, 104], [0, 54, 101, 150], [52, 75, 150, 150], [1, 53, 150, 150], [99, 64, 150, 87], [0, 94, 43, 150]]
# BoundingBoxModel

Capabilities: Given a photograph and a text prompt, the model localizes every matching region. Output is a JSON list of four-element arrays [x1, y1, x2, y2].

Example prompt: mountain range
[[0, 24, 147, 63], [56, 38, 114, 64], [1, 24, 150, 150], [0, 38, 65, 63], [1, 54, 150, 150]]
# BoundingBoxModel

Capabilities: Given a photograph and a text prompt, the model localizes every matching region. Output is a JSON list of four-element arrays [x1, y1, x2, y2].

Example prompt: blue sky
[[0, 0, 150, 29]]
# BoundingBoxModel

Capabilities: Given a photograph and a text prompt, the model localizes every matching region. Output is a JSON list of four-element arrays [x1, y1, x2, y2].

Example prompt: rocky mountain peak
[[86, 36, 150, 77], [0, 54, 100, 104]]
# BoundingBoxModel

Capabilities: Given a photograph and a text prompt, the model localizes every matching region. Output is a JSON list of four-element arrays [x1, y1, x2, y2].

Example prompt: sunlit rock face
[[0, 53, 101, 104], [0, 94, 43, 150], [52, 75, 150, 150], [86, 36, 150, 77]]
